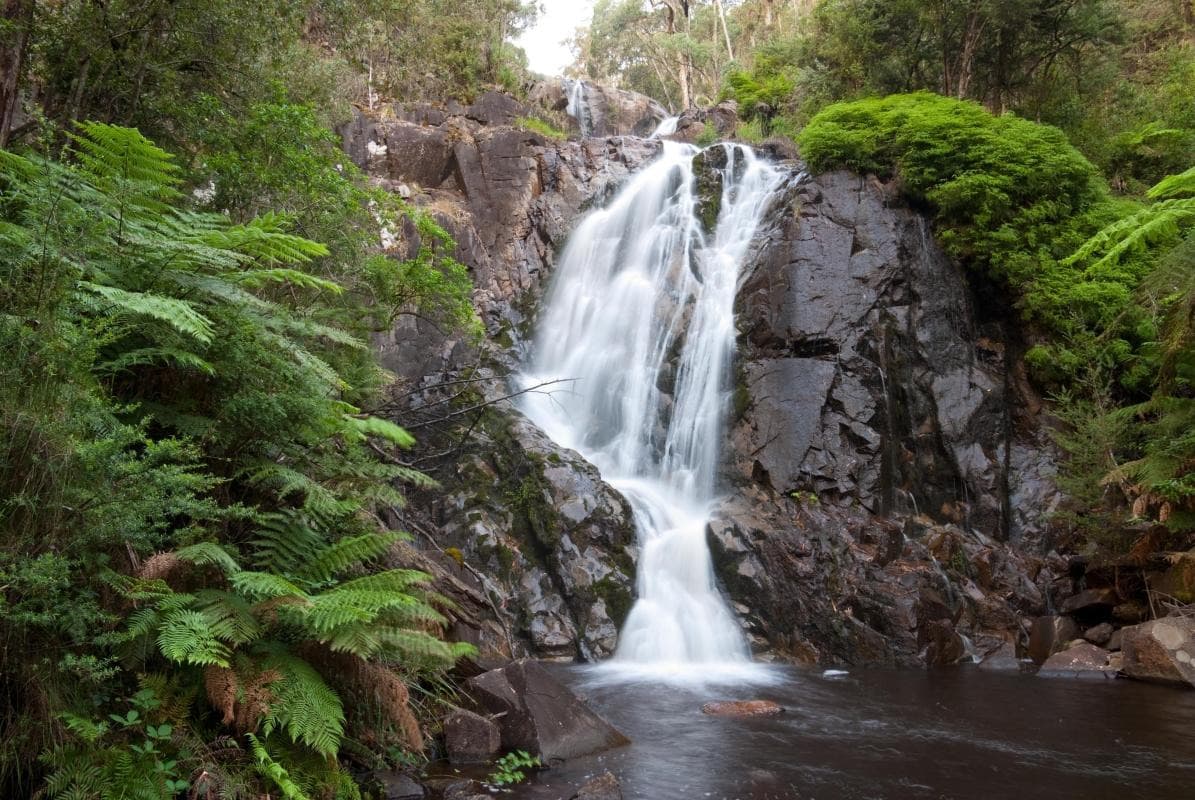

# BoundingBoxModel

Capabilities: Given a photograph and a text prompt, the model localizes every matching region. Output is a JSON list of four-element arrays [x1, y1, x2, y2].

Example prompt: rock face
[[343, 97, 657, 661], [666, 100, 739, 143], [1119, 617, 1195, 687], [467, 660, 630, 762], [732, 170, 1060, 542], [347, 89, 1067, 669], [545, 80, 669, 137]]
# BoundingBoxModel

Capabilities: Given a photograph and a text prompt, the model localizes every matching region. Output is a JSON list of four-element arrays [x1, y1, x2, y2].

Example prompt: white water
[[564, 78, 590, 138], [650, 116, 679, 138], [520, 141, 786, 680]]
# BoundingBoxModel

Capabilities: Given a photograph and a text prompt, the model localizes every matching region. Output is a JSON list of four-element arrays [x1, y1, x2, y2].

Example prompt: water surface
[[509, 665, 1195, 800]]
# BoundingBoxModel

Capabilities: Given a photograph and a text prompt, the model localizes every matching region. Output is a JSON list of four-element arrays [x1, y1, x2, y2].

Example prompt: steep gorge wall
[[342, 92, 1064, 668]]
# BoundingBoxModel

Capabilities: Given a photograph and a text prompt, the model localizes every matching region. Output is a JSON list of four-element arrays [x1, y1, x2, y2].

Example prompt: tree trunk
[[0, 0, 32, 147], [715, 0, 734, 61]]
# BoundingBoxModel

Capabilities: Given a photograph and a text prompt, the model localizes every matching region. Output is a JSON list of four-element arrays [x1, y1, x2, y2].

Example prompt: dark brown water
[[508, 665, 1195, 800]]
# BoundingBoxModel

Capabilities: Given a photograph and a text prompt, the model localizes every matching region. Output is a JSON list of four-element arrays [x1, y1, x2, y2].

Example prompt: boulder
[[1083, 622, 1115, 646], [1059, 587, 1118, 616], [1108, 629, 1124, 652], [1028, 616, 1080, 664], [1038, 642, 1116, 679], [1119, 617, 1195, 687], [443, 708, 500, 764], [371, 772, 425, 800], [700, 700, 784, 717], [571, 771, 623, 800], [466, 660, 630, 762], [977, 641, 1021, 672]]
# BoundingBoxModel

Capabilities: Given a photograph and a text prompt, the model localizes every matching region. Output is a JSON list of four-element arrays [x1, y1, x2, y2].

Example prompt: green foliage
[[798, 94, 1107, 311], [0, 120, 475, 797], [486, 750, 541, 787], [516, 116, 568, 140]]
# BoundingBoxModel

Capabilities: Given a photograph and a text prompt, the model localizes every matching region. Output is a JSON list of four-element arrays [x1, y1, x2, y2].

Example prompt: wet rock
[[669, 101, 739, 143], [1059, 587, 1118, 616], [1028, 616, 1081, 664], [1119, 617, 1195, 687], [732, 169, 1060, 539], [542, 80, 667, 137], [1113, 601, 1149, 624], [421, 778, 486, 800], [1038, 643, 1116, 679], [372, 771, 425, 800], [701, 700, 785, 717], [978, 641, 1021, 672], [443, 708, 500, 764], [1084, 622, 1115, 646], [467, 660, 630, 762], [1108, 629, 1124, 652], [570, 771, 623, 800]]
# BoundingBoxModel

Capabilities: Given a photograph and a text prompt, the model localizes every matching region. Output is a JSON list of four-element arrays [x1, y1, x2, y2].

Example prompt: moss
[[593, 576, 634, 628], [516, 115, 567, 140]]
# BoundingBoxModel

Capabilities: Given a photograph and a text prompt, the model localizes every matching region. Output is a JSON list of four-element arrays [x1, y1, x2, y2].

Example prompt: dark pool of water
[[506, 665, 1195, 800]]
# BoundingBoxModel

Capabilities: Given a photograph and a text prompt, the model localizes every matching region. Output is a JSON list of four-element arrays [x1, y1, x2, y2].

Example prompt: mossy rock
[[692, 147, 727, 235]]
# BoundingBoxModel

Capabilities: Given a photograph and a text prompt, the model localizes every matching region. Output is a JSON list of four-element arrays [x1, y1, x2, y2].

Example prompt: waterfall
[[519, 141, 786, 676], [564, 78, 590, 138], [650, 116, 679, 138]]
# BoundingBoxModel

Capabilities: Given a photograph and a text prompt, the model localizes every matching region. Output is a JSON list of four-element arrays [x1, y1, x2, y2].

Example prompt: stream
[[507, 665, 1195, 799]]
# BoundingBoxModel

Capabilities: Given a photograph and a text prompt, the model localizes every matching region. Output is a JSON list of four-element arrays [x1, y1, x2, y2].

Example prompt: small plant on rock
[[486, 750, 541, 787]]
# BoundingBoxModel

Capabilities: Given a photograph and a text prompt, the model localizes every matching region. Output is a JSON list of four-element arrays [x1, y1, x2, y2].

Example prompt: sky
[[514, 0, 597, 76]]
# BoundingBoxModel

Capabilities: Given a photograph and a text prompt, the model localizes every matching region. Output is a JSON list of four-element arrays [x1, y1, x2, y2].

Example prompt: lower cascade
[[520, 141, 786, 672]]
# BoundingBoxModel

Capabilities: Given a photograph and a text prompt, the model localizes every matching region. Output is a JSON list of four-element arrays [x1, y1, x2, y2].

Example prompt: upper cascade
[[519, 141, 788, 675]]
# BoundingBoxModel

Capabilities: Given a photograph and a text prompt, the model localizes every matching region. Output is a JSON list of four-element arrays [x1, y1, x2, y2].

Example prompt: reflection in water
[[509, 666, 1195, 800]]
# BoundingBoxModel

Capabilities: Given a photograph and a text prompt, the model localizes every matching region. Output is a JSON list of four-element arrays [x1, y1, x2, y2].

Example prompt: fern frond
[[299, 532, 401, 583], [175, 542, 241, 575], [195, 590, 263, 645], [157, 609, 232, 667], [332, 569, 431, 594], [246, 734, 312, 800], [1149, 166, 1195, 200], [96, 346, 216, 376], [78, 281, 214, 343], [250, 513, 326, 575], [233, 268, 342, 294], [259, 652, 345, 757], [230, 571, 309, 601], [341, 416, 415, 447], [70, 121, 181, 207], [1065, 198, 1195, 268]]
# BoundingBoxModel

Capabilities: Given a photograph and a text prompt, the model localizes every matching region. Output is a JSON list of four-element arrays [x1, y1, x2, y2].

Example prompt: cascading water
[[564, 78, 590, 138], [519, 141, 786, 678], [650, 115, 680, 138]]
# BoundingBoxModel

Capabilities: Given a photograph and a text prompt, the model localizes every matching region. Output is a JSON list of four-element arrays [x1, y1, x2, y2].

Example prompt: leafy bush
[[0, 122, 474, 797]]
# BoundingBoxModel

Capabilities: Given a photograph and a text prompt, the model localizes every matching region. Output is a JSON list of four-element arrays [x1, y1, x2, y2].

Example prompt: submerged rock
[[467, 659, 630, 762], [570, 771, 623, 800], [1119, 617, 1195, 687], [701, 700, 784, 717]]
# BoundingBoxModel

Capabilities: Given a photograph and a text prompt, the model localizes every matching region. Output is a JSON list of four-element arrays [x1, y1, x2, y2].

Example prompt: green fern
[[258, 652, 345, 757], [157, 609, 233, 667]]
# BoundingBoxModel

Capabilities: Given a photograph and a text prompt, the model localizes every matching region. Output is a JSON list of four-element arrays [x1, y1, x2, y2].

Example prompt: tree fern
[[157, 609, 233, 667], [258, 652, 345, 757], [299, 532, 402, 583], [68, 121, 181, 210], [246, 735, 311, 800], [77, 282, 214, 343]]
